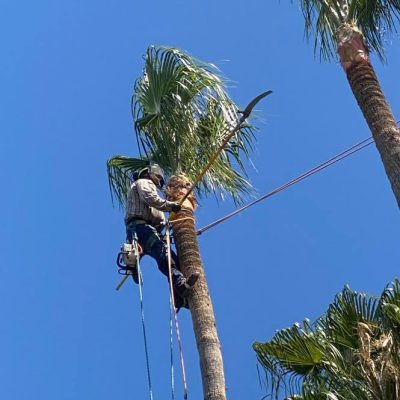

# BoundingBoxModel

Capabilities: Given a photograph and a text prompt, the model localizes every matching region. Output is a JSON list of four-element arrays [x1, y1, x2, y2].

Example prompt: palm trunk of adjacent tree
[[167, 175, 226, 400], [337, 23, 400, 208]]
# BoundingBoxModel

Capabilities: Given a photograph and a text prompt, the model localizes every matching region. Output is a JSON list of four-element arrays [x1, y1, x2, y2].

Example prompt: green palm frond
[[254, 280, 400, 399], [319, 285, 378, 350], [132, 46, 257, 204], [107, 156, 149, 206], [254, 323, 325, 376], [299, 0, 400, 60], [254, 320, 346, 399], [348, 0, 400, 60], [378, 279, 400, 337], [300, 0, 341, 60]]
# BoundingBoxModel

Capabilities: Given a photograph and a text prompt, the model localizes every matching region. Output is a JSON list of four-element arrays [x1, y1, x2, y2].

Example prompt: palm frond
[[299, 0, 344, 60], [319, 285, 378, 350], [298, 0, 400, 60], [132, 46, 259, 204], [254, 280, 400, 399], [348, 0, 400, 60], [254, 321, 337, 399], [378, 279, 400, 338], [107, 156, 149, 206]]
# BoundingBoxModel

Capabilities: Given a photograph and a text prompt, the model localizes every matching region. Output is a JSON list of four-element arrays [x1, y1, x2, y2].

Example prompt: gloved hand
[[171, 202, 181, 213]]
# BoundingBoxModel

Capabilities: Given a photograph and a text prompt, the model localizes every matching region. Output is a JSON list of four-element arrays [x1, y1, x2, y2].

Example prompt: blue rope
[[136, 259, 154, 400], [170, 297, 175, 400]]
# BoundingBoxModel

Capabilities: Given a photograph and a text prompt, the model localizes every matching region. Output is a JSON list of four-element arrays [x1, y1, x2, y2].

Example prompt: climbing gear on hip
[[116, 236, 143, 284]]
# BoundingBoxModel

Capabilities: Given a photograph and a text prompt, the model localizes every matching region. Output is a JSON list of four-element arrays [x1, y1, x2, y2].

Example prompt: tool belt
[[125, 216, 149, 226]]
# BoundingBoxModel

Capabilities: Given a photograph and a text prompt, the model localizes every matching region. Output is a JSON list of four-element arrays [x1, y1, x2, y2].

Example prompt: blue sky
[[1, 1, 399, 399]]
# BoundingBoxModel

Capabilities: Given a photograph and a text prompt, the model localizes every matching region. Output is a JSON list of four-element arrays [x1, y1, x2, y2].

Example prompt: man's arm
[[136, 179, 176, 212]]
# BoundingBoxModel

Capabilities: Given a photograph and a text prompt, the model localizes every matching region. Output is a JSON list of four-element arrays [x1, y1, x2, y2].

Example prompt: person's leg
[[134, 224, 199, 302], [135, 224, 185, 284]]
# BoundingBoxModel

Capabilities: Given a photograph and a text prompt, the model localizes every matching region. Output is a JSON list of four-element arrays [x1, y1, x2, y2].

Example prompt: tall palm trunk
[[167, 175, 226, 400], [337, 23, 400, 207]]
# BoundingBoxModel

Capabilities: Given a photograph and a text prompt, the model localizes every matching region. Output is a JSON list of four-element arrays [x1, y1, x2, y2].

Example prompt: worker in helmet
[[125, 164, 199, 309]]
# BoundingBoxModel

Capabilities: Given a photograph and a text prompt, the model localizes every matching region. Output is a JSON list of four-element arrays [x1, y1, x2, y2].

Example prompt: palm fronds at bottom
[[254, 279, 400, 400]]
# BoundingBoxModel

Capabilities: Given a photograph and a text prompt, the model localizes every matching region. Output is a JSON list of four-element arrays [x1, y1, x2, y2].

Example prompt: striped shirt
[[124, 178, 176, 227]]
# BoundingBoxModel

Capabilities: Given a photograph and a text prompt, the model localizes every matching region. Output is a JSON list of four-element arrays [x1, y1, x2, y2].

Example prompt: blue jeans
[[126, 223, 185, 287]]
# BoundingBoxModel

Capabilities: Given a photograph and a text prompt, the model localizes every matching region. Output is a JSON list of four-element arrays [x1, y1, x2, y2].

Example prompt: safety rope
[[197, 136, 374, 235], [169, 297, 175, 400], [170, 217, 195, 224], [165, 226, 189, 400], [136, 259, 154, 400]]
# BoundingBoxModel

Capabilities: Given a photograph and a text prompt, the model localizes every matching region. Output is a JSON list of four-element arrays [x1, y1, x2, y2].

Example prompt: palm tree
[[293, 0, 400, 207], [107, 46, 260, 400], [254, 279, 400, 399]]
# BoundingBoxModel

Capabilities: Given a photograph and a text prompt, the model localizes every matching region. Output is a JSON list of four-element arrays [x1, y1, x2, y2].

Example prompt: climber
[[124, 163, 199, 309]]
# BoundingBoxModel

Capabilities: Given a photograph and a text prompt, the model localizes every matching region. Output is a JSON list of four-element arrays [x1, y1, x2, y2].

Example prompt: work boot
[[174, 272, 200, 298], [186, 272, 200, 288], [173, 293, 189, 312]]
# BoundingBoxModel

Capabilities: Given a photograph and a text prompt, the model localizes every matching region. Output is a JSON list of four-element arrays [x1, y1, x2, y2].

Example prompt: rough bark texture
[[337, 23, 400, 208], [166, 175, 226, 400]]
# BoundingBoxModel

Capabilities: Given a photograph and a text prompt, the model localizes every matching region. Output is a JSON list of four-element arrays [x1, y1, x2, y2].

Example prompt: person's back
[[125, 177, 169, 229]]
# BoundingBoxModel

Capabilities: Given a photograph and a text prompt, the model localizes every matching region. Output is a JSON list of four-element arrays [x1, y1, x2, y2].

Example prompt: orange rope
[[170, 216, 195, 224]]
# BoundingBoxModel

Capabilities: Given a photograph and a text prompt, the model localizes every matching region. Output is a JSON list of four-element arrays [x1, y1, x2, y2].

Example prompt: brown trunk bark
[[166, 175, 226, 400], [337, 23, 400, 208]]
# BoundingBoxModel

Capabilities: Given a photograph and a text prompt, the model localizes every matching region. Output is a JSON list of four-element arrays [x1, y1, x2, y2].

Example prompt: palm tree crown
[[300, 0, 400, 60], [108, 46, 257, 206], [254, 279, 400, 399], [296, 0, 400, 207]]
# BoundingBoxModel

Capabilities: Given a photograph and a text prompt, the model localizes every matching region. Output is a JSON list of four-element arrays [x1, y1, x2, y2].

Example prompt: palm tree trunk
[[167, 175, 226, 400], [337, 23, 400, 207]]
